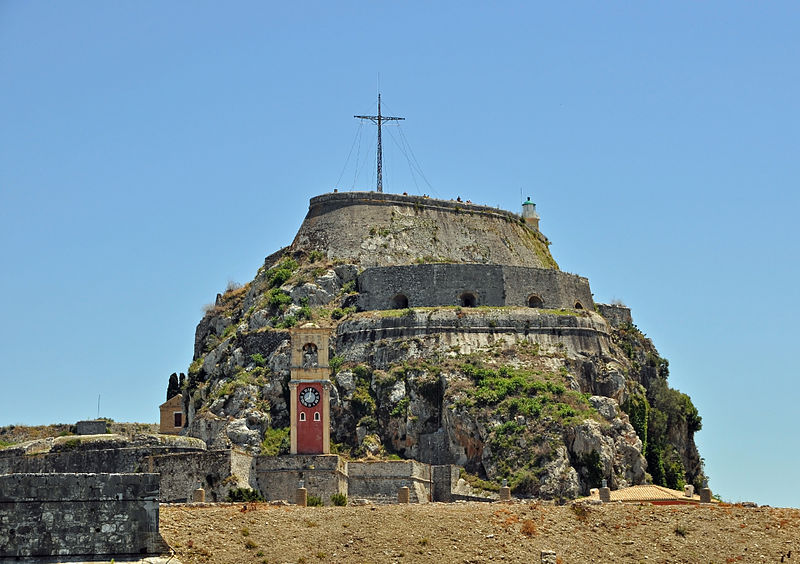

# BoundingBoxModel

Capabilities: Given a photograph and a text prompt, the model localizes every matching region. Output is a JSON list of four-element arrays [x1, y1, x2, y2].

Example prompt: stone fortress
[[0, 189, 704, 560]]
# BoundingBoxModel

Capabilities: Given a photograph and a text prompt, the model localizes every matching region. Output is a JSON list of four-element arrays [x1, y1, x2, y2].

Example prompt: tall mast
[[355, 94, 404, 192]]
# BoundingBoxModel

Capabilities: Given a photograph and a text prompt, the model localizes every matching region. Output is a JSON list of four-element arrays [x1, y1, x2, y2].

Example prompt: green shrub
[[329, 356, 344, 373], [307, 494, 323, 507], [260, 427, 290, 456], [267, 258, 298, 288], [227, 488, 264, 502], [331, 306, 356, 320], [308, 250, 325, 262], [330, 493, 347, 506], [267, 289, 292, 311], [391, 397, 410, 417], [251, 353, 267, 367]]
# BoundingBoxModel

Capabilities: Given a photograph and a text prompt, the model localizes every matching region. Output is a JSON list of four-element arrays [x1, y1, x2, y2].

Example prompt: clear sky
[[1, 2, 798, 507]]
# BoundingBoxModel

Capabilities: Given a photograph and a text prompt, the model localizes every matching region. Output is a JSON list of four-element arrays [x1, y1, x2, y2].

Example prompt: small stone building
[[159, 394, 185, 435]]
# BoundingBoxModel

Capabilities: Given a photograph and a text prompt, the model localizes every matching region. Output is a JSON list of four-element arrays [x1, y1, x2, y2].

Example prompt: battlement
[[307, 191, 522, 223]]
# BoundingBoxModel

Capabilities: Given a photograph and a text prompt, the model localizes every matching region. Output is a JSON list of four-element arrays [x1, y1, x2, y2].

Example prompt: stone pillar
[[700, 488, 712, 503], [192, 488, 205, 503], [599, 487, 611, 503], [499, 486, 512, 501], [541, 550, 558, 564], [296, 487, 308, 507], [398, 486, 410, 504]]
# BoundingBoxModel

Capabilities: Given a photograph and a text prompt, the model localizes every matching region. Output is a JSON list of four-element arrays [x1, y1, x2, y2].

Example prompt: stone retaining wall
[[0, 473, 162, 558]]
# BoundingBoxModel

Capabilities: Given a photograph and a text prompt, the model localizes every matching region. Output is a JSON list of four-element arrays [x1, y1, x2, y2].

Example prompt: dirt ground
[[160, 500, 800, 564]]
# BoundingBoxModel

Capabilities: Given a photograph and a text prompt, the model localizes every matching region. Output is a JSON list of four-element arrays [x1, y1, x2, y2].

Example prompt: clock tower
[[289, 324, 331, 455]]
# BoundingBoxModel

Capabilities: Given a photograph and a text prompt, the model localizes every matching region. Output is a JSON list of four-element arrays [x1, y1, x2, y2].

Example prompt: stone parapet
[[0, 473, 163, 558]]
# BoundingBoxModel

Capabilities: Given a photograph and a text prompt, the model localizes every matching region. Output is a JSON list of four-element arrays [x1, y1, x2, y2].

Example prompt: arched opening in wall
[[302, 343, 319, 368], [391, 294, 409, 309], [574, 301, 584, 310], [299, 412, 306, 421], [528, 294, 544, 308], [314, 412, 321, 421], [460, 292, 478, 308]]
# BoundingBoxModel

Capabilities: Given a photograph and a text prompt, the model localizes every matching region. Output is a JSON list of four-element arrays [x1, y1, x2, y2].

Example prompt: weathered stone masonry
[[357, 264, 594, 311], [0, 473, 162, 558]]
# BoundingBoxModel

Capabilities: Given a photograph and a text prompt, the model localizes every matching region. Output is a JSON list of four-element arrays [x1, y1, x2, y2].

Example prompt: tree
[[166, 373, 180, 400]]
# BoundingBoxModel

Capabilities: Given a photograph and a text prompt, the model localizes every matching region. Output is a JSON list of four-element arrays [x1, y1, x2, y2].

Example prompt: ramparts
[[0, 473, 162, 558], [357, 264, 594, 311], [290, 191, 557, 268]]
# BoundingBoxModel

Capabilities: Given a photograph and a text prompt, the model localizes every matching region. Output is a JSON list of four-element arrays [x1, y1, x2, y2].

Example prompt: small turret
[[522, 196, 540, 231]]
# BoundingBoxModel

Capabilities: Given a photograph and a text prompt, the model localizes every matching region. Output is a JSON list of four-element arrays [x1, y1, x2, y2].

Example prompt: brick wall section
[[357, 264, 594, 311], [0, 473, 162, 558]]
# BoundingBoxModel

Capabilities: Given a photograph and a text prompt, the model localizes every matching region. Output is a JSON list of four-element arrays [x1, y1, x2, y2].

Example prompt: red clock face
[[299, 386, 320, 408]]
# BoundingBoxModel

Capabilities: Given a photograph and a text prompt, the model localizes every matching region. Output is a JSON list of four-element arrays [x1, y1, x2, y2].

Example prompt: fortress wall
[[0, 473, 162, 558], [357, 264, 594, 311], [596, 303, 633, 327], [336, 309, 614, 368], [347, 460, 432, 504], [0, 445, 204, 475], [291, 191, 555, 268], [147, 450, 256, 502], [255, 454, 347, 503]]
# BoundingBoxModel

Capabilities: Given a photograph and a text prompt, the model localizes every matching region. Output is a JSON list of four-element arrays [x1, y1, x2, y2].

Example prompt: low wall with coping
[[357, 264, 594, 311], [348, 460, 431, 503], [0, 473, 163, 558]]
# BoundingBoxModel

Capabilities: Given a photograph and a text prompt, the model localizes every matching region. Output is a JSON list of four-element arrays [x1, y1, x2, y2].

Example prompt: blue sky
[[1, 2, 798, 507]]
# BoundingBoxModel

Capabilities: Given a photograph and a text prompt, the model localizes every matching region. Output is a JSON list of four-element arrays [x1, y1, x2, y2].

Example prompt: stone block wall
[[0, 444, 204, 475], [0, 473, 162, 558], [348, 460, 431, 503], [596, 303, 633, 328], [147, 449, 256, 502], [431, 465, 459, 502], [357, 264, 594, 312], [255, 454, 347, 504], [291, 191, 555, 269], [76, 420, 108, 435]]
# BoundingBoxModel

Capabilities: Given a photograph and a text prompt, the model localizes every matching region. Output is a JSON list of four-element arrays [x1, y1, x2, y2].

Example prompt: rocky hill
[[178, 191, 705, 498]]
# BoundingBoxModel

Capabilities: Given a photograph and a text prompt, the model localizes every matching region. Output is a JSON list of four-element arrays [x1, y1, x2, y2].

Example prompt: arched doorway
[[460, 292, 478, 307], [528, 294, 544, 308], [574, 301, 584, 310], [391, 293, 409, 309]]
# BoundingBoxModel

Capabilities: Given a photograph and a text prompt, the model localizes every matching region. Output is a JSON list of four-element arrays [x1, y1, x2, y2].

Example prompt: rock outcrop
[[178, 191, 705, 498]]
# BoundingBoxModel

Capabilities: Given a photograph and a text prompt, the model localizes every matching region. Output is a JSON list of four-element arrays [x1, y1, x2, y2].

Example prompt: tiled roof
[[586, 485, 707, 503]]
